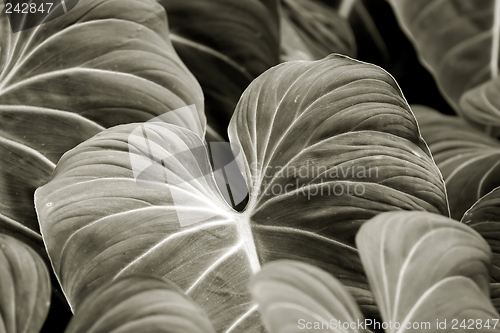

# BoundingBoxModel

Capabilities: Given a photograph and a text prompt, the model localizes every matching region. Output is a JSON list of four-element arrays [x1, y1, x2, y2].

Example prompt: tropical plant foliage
[[34, 54, 449, 332], [0, 234, 51, 333], [0, 0, 500, 332], [251, 211, 499, 333]]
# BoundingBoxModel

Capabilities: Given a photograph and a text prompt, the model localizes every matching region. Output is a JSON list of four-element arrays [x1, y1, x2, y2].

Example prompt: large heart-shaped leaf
[[0, 233, 51, 333], [357, 211, 498, 332], [65, 275, 215, 333], [412, 105, 500, 220], [250, 260, 367, 333], [35, 55, 449, 332], [462, 187, 500, 282], [229, 55, 449, 225], [159, 0, 280, 136], [280, 0, 356, 62], [0, 0, 204, 252], [389, 0, 500, 135]]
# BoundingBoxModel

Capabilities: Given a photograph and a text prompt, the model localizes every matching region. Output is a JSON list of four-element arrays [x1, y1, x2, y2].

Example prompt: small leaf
[[250, 260, 367, 333], [65, 275, 215, 333], [412, 105, 500, 220], [357, 211, 498, 332], [0, 234, 51, 333]]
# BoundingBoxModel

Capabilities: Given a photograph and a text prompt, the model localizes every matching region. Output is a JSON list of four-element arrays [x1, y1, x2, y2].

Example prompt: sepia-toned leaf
[[65, 275, 215, 333], [159, 0, 280, 136], [0, 0, 203, 252], [357, 211, 498, 333], [0, 234, 51, 333], [35, 55, 448, 332], [389, 0, 500, 135], [412, 105, 500, 220], [280, 0, 356, 62], [251, 260, 367, 333], [462, 187, 500, 282]]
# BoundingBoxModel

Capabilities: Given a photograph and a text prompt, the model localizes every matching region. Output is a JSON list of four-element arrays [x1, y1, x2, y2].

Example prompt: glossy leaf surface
[[65, 275, 215, 333], [36, 55, 448, 332]]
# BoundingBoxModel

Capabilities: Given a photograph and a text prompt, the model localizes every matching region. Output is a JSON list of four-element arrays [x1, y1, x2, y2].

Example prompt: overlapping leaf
[[250, 212, 499, 333], [357, 211, 498, 332], [280, 0, 356, 62], [65, 275, 215, 333], [230, 55, 449, 233], [159, 0, 280, 136], [389, 0, 500, 135], [35, 55, 448, 332], [36, 123, 259, 332], [0, 234, 51, 333], [462, 187, 500, 282], [412, 105, 500, 220], [0, 0, 203, 252], [250, 260, 367, 333], [460, 76, 500, 136]]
